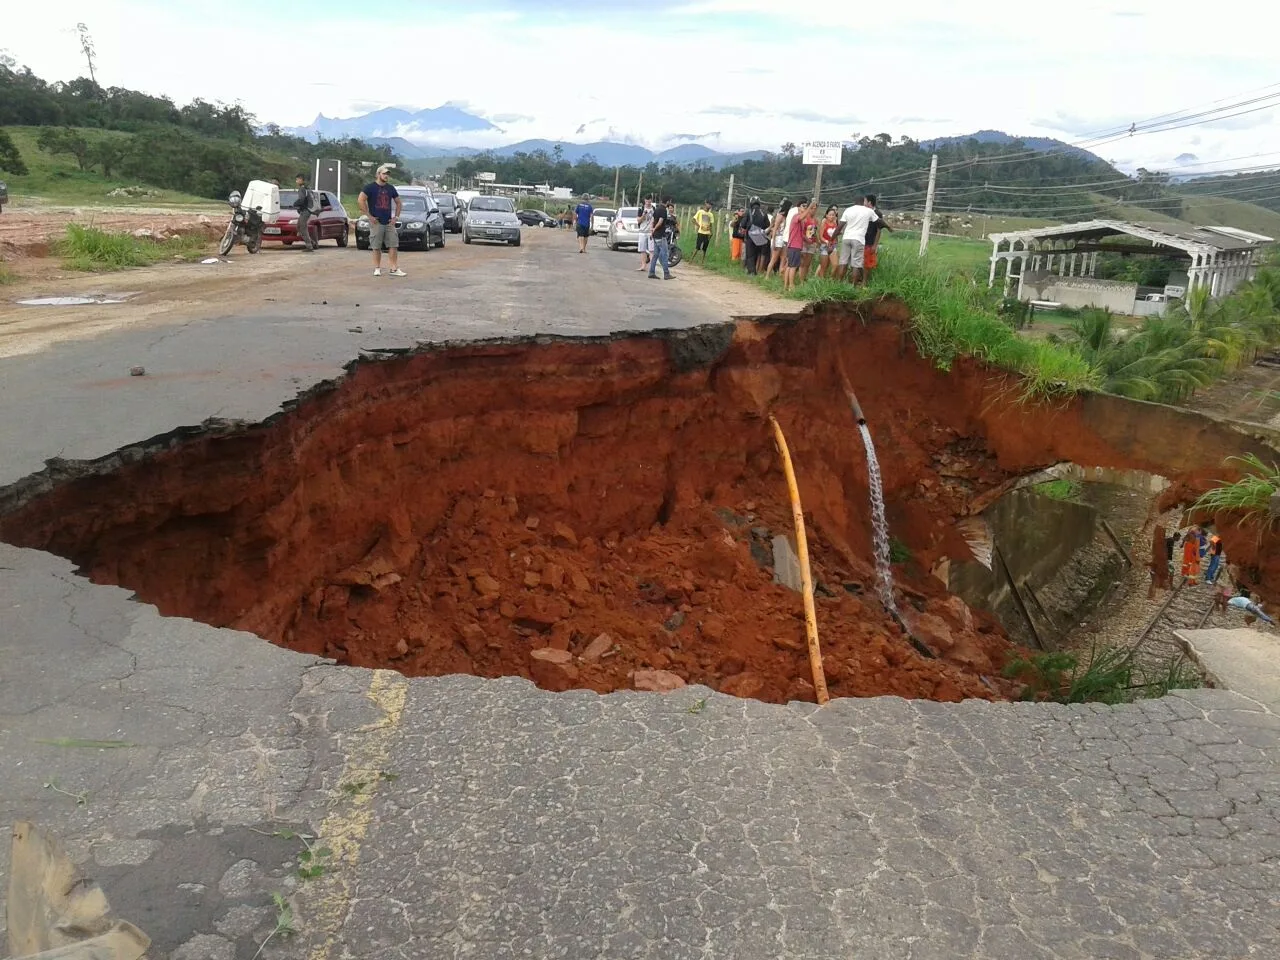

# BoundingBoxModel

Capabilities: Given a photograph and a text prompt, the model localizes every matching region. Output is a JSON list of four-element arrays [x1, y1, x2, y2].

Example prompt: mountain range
[[282, 106, 1097, 169]]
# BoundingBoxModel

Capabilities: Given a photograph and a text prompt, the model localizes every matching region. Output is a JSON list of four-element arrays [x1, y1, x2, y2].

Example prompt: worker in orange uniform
[[1181, 526, 1202, 584]]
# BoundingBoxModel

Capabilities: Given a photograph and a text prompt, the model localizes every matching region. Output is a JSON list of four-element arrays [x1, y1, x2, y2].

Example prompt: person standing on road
[[636, 197, 654, 271], [358, 165, 404, 277], [293, 174, 316, 252], [862, 193, 892, 280], [574, 196, 594, 253], [648, 197, 675, 280], [691, 200, 715, 264]]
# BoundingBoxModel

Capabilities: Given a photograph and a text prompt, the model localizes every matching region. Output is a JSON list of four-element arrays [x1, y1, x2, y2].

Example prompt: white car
[[591, 208, 616, 236], [606, 207, 642, 250]]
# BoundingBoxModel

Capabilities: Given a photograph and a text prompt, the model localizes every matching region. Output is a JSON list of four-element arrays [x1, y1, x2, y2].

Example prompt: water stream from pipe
[[859, 421, 898, 615]]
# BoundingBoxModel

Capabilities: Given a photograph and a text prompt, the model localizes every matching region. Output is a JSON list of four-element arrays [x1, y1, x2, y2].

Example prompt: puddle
[[17, 296, 126, 306]]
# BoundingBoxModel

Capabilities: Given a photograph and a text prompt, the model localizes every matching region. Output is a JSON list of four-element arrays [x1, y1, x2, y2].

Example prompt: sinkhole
[[2, 303, 1268, 703]]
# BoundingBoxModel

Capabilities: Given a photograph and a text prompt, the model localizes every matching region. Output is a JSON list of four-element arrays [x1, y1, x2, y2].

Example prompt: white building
[[988, 220, 1272, 314]]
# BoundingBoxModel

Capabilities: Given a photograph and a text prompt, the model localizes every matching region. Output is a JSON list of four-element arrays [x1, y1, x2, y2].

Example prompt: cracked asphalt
[[2, 230, 1278, 958]]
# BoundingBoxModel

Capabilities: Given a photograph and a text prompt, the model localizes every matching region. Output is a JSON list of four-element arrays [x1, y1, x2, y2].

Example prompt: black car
[[516, 209, 558, 228], [434, 193, 462, 233], [355, 194, 445, 250]]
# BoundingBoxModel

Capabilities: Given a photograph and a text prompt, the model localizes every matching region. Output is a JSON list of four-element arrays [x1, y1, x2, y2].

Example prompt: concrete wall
[[1022, 274, 1138, 312]]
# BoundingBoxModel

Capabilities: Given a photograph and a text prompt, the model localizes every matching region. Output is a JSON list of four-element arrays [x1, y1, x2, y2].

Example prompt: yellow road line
[[304, 669, 409, 960]]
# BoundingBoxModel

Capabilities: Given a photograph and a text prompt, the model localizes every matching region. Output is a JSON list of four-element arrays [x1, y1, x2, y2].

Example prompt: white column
[[988, 239, 1000, 288], [1090, 251, 1098, 277], [1016, 255, 1028, 300], [1069, 253, 1078, 277], [1209, 252, 1221, 297]]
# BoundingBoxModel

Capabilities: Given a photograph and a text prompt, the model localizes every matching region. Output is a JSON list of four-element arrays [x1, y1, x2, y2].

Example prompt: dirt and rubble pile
[[3, 303, 1275, 702]]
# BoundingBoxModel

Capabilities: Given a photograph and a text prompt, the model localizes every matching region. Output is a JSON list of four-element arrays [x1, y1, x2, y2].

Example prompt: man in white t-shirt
[[836, 196, 881, 285]]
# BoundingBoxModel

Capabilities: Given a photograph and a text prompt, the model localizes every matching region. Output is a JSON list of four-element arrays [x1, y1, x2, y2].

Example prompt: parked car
[[262, 190, 349, 246], [606, 206, 642, 250], [0, 180, 8, 214], [517, 209, 559, 228], [591, 207, 616, 236], [355, 194, 444, 250], [434, 193, 462, 232], [462, 195, 522, 246]]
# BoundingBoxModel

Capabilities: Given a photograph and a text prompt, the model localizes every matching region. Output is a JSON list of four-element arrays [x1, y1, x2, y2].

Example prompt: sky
[[5, 0, 1280, 174]]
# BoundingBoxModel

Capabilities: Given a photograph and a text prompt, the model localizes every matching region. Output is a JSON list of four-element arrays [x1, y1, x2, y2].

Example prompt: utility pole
[[636, 172, 644, 206], [612, 166, 620, 207], [726, 173, 735, 213], [918, 152, 938, 256], [813, 165, 823, 206]]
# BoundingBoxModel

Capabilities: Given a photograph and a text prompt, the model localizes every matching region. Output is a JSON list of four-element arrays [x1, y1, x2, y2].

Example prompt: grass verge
[[1192, 454, 1280, 531], [55, 224, 209, 271], [0, 263, 16, 286], [678, 218, 1096, 398]]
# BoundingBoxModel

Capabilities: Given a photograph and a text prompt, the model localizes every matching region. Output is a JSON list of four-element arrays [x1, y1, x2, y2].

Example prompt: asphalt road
[[0, 225, 742, 485], [2, 225, 1279, 959]]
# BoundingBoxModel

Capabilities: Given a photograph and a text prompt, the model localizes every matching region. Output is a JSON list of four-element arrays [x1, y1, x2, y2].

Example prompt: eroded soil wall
[[3, 303, 1277, 701]]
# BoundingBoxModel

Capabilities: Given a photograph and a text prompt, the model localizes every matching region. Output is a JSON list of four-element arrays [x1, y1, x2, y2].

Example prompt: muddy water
[[858, 422, 898, 616]]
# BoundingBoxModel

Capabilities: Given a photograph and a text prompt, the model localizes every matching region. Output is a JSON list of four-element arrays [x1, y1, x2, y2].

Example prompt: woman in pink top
[[784, 199, 816, 291], [815, 206, 839, 278]]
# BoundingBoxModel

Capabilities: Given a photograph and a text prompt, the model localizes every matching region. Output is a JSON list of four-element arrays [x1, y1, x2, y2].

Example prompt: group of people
[[572, 195, 682, 280], [730, 194, 890, 288], [1170, 524, 1273, 625]]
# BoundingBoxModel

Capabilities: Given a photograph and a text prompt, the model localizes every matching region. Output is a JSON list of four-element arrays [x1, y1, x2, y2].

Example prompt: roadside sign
[[476, 171, 497, 182], [802, 141, 843, 165]]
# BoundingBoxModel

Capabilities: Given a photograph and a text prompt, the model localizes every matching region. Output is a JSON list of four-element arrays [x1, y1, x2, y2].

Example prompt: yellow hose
[[768, 415, 831, 706]]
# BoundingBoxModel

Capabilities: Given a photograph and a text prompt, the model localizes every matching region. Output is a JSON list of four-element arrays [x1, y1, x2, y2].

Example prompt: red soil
[[4, 303, 1276, 701]]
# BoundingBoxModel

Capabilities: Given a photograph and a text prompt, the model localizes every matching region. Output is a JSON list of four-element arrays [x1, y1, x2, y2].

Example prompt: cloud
[[491, 112, 535, 123], [669, 132, 721, 142], [1174, 153, 1199, 164], [780, 109, 861, 125]]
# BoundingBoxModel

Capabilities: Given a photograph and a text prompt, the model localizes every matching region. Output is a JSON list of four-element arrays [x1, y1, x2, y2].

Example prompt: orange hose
[[768, 415, 830, 705]]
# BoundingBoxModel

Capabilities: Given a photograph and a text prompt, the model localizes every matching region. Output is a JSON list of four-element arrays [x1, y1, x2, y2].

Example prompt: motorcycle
[[218, 190, 264, 256]]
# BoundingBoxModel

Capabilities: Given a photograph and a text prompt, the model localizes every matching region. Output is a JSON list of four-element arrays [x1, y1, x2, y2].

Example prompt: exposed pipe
[[838, 367, 867, 424], [767, 414, 830, 705]]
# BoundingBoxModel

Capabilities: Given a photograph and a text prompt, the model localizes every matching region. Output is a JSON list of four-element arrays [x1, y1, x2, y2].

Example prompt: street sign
[[802, 141, 843, 165], [476, 171, 497, 182]]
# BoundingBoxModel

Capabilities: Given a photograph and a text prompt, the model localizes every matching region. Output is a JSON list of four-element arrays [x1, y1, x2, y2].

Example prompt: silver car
[[606, 207, 642, 250], [462, 196, 522, 246]]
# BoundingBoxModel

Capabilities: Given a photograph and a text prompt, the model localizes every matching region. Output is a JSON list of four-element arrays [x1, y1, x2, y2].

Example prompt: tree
[[90, 138, 125, 178], [75, 23, 97, 85], [36, 127, 91, 171], [0, 128, 28, 175]]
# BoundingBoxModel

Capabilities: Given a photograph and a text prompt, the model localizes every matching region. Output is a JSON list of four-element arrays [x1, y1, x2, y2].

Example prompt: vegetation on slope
[[0, 60, 406, 202]]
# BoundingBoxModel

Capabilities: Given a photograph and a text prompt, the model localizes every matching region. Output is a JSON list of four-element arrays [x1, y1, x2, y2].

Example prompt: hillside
[[0, 63, 407, 203], [1, 126, 219, 207]]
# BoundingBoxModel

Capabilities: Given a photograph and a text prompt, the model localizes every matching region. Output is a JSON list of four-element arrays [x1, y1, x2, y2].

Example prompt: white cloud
[[4, 0, 1279, 169]]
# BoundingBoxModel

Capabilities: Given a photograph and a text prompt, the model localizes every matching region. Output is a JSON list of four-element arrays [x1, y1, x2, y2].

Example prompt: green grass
[[56, 224, 210, 271], [1, 126, 218, 208], [1033, 478, 1083, 502], [1192, 454, 1280, 529], [1003, 647, 1201, 704], [0, 263, 16, 285], [677, 218, 1095, 398]]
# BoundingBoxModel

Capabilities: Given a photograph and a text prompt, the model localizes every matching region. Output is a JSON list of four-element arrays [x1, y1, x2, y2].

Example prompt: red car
[[262, 189, 351, 247]]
